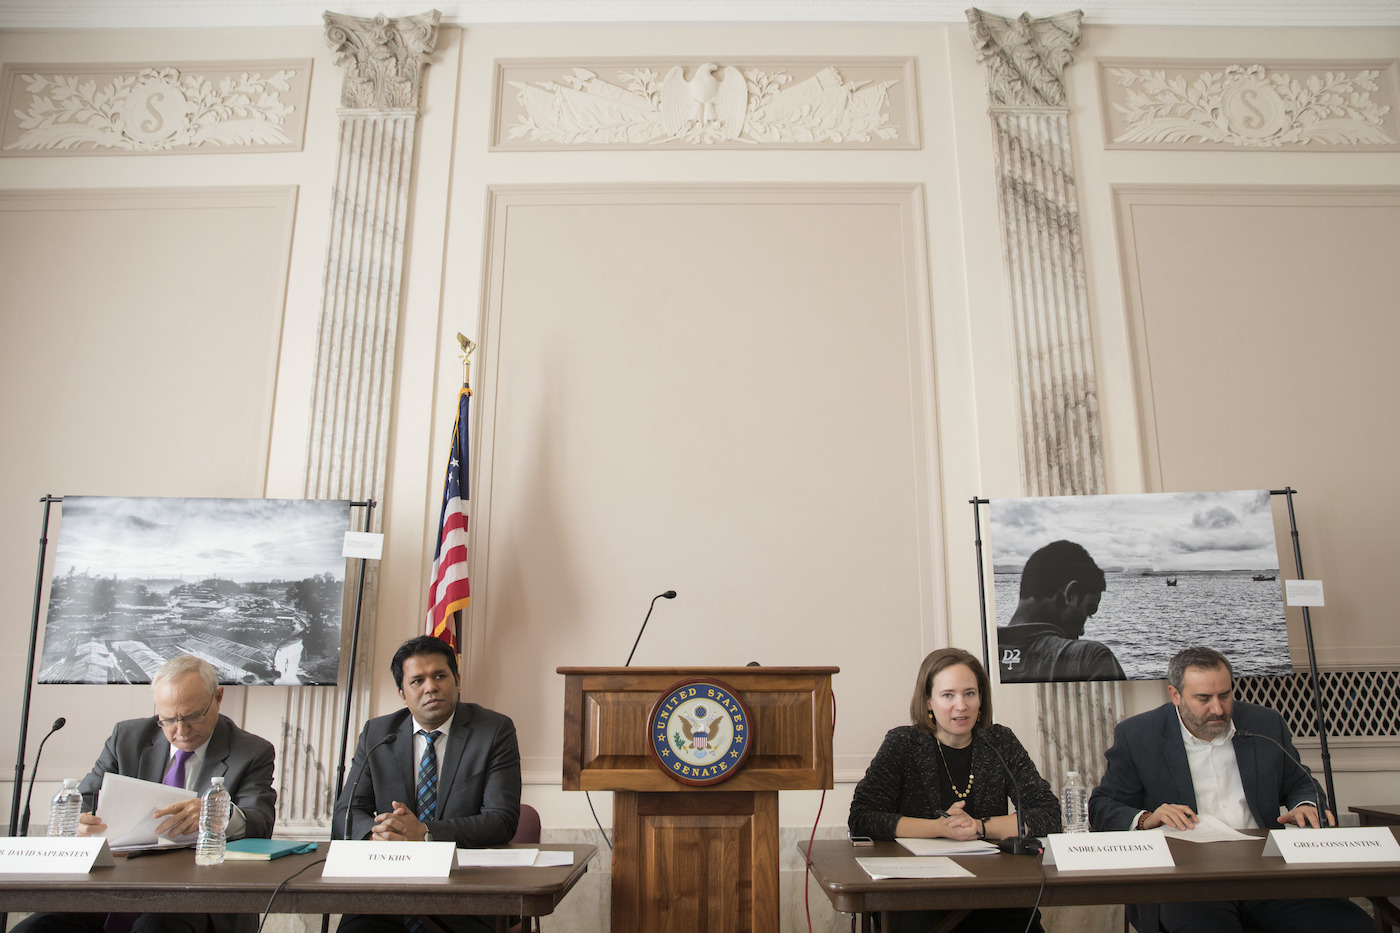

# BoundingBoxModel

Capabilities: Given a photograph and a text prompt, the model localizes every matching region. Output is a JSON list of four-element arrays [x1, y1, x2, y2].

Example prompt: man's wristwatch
[[423, 829, 434, 841]]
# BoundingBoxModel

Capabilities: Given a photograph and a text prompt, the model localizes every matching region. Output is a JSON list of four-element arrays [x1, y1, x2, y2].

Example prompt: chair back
[[511, 803, 542, 845]]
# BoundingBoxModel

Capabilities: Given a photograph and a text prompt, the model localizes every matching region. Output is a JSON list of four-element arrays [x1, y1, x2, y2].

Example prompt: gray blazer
[[332, 702, 521, 847], [79, 713, 277, 839]]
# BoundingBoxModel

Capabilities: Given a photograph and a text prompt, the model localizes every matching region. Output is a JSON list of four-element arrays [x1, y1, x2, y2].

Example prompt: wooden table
[[0, 843, 595, 932], [800, 832, 1400, 931], [1352, 805, 1400, 827]]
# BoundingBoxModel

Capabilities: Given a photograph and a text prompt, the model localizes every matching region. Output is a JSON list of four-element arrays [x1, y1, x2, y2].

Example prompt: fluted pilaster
[[275, 10, 440, 833], [968, 8, 1120, 795]]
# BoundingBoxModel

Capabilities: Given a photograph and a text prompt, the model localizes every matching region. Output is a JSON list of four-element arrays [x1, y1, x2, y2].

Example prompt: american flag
[[426, 383, 472, 650]]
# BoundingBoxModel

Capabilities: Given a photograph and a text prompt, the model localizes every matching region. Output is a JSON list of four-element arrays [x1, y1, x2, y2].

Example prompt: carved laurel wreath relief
[[1099, 60, 1400, 151], [0, 60, 312, 155], [493, 59, 917, 150]]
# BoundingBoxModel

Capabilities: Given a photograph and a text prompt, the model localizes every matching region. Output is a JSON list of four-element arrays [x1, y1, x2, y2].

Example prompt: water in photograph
[[993, 570, 1290, 681]]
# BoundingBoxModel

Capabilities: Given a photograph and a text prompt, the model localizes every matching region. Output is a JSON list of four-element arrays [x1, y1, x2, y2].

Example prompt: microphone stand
[[1234, 729, 1333, 827], [337, 732, 398, 842], [624, 590, 676, 667], [976, 729, 1042, 855], [19, 718, 66, 837]]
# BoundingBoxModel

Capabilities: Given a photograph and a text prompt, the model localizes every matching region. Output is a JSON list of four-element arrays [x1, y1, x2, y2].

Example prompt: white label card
[[322, 840, 456, 879], [1262, 827, 1400, 863], [0, 836, 115, 873], [342, 532, 385, 560], [1285, 579, 1324, 607], [1043, 830, 1175, 871]]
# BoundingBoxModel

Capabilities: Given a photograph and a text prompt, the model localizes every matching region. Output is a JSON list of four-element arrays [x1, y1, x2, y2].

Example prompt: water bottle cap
[[1066, 770, 1079, 779], [210, 776, 225, 786]]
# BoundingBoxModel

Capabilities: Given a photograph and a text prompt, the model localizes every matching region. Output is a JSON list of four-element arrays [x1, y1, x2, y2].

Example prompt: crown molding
[[1, 1, 1399, 31]]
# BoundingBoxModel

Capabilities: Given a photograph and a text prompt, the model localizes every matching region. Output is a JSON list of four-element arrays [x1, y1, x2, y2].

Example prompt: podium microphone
[[974, 727, 1042, 855], [1234, 729, 1333, 826], [624, 590, 677, 667], [339, 732, 397, 841], [19, 717, 65, 837]]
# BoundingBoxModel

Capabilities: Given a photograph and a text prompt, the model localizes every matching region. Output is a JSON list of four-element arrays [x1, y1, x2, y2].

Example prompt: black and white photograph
[[989, 490, 1289, 684], [38, 496, 352, 686]]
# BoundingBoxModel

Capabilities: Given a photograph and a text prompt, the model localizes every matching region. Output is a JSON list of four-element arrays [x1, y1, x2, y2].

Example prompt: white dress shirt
[[1177, 714, 1257, 830]]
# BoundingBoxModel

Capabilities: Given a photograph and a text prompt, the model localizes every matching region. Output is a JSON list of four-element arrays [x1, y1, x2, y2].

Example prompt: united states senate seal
[[647, 679, 753, 786]]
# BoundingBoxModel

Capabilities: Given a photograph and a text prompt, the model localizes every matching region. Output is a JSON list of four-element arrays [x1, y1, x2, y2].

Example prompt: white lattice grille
[[1236, 671, 1400, 738]]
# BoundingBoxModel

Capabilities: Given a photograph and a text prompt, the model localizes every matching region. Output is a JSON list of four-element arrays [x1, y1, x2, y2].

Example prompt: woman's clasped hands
[[937, 800, 980, 840]]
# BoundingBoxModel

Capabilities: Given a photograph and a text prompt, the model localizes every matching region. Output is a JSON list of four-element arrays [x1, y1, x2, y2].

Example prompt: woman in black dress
[[849, 647, 1061, 933]]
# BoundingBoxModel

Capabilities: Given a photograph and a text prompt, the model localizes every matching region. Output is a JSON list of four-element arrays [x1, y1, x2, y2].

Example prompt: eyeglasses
[[154, 698, 215, 730]]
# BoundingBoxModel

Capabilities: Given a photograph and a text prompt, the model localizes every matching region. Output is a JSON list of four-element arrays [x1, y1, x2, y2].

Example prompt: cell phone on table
[[850, 835, 874, 847]]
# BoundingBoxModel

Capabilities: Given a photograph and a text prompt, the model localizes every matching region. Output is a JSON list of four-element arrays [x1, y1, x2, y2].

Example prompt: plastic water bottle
[[1062, 770, 1089, 833], [195, 776, 231, 865], [46, 778, 82, 837]]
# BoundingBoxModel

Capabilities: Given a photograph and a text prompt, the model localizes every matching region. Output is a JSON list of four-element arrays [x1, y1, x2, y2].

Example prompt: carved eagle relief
[[660, 63, 746, 140]]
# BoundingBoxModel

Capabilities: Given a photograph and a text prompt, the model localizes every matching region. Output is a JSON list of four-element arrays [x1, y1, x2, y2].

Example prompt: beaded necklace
[[935, 735, 975, 800]]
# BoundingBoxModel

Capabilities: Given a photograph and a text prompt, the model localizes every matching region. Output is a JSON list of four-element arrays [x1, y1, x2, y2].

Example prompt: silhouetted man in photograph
[[997, 539, 1125, 683]]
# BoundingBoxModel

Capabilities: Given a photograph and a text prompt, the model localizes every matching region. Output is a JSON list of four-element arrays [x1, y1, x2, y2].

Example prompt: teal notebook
[[223, 839, 319, 861]]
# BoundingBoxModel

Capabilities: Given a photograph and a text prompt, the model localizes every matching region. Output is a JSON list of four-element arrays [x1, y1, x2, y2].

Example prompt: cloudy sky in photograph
[[53, 496, 352, 581], [989, 489, 1282, 574]]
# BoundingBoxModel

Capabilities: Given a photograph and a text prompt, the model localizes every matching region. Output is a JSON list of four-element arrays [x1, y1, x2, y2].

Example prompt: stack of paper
[[897, 837, 999, 856], [858, 857, 976, 880]]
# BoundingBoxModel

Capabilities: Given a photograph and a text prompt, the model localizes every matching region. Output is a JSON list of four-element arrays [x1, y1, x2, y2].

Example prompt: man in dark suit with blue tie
[[1088, 646, 1370, 933], [333, 635, 521, 933]]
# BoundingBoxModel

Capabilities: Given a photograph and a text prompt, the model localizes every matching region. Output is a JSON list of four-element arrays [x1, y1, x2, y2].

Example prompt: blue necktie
[[406, 732, 442, 933], [415, 730, 441, 821]]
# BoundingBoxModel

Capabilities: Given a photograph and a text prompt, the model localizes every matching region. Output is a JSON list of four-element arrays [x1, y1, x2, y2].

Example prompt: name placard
[[0, 837, 115, 873], [1043, 830, 1175, 871], [1262, 827, 1400, 863], [322, 840, 456, 879]]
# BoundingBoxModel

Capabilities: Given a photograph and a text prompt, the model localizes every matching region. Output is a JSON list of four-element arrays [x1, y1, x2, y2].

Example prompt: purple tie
[[163, 749, 192, 788]]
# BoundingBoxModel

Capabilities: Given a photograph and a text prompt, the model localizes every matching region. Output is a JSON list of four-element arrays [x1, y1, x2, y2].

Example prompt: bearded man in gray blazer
[[15, 654, 276, 933], [1088, 646, 1369, 933], [333, 635, 521, 933]]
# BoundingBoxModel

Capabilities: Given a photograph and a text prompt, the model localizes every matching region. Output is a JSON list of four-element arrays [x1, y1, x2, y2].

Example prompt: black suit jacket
[[78, 714, 277, 839], [1088, 700, 1316, 932], [332, 702, 521, 847]]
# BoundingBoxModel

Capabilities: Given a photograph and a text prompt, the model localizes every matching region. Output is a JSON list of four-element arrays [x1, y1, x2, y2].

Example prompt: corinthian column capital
[[966, 8, 1083, 109], [323, 9, 441, 110]]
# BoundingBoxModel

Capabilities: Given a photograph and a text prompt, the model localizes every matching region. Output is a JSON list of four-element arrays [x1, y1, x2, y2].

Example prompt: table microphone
[[624, 590, 677, 667], [339, 732, 397, 841], [974, 727, 1043, 855], [19, 717, 66, 837], [1233, 728, 1334, 827]]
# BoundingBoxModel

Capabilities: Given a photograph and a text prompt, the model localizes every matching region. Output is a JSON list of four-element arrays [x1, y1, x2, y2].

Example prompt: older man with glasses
[[14, 654, 276, 933]]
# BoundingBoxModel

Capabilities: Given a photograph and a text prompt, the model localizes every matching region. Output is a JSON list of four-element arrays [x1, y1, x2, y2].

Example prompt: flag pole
[[453, 334, 474, 658]]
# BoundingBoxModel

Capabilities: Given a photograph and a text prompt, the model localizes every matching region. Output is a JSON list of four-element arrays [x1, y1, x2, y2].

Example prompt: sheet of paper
[[1285, 579, 1324, 607], [1162, 813, 1254, 843], [533, 850, 574, 867], [457, 848, 539, 867], [857, 857, 975, 880], [97, 772, 197, 849], [897, 837, 999, 856]]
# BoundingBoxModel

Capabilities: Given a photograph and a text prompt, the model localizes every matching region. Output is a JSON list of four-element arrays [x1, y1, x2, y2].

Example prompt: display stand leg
[[323, 498, 375, 933], [1274, 487, 1337, 816], [971, 498, 991, 674], [8, 495, 58, 840]]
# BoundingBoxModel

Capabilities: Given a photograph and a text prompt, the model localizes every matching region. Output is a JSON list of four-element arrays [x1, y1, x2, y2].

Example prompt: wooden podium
[[558, 666, 837, 933]]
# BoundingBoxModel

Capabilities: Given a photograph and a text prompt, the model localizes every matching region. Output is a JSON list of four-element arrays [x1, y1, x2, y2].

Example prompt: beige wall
[[2, 14, 1399, 873]]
